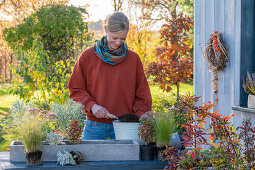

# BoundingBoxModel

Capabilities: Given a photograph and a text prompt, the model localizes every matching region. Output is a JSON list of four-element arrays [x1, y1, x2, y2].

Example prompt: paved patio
[[0, 152, 167, 170]]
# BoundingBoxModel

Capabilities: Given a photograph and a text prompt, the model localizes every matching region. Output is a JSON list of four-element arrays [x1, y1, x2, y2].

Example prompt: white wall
[[194, 0, 241, 126]]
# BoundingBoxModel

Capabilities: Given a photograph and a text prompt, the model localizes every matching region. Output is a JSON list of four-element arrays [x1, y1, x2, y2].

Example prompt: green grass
[[0, 130, 18, 151], [149, 82, 193, 112], [0, 84, 19, 113]]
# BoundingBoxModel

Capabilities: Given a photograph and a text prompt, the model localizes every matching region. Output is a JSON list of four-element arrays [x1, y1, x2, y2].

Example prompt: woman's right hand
[[91, 104, 110, 119]]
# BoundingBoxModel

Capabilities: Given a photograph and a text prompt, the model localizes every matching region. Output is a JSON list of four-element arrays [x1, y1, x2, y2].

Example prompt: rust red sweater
[[68, 47, 152, 123]]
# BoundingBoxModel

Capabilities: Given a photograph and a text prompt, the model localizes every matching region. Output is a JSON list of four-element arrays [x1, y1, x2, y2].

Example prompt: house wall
[[194, 0, 242, 127], [240, 0, 255, 106]]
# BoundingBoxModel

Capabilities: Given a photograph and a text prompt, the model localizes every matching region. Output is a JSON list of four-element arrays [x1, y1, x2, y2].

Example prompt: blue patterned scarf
[[94, 36, 128, 65]]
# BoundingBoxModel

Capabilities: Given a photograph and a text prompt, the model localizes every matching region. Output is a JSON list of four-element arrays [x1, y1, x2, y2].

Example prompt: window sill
[[232, 106, 255, 114]]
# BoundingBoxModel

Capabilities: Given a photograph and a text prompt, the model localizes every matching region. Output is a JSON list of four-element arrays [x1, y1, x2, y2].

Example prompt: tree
[[125, 1, 160, 68], [146, 13, 193, 106], [113, 0, 124, 11], [0, 0, 68, 83], [129, 0, 194, 61], [129, 0, 194, 20], [0, 0, 68, 22], [4, 4, 89, 62], [3, 4, 90, 105], [126, 23, 158, 68]]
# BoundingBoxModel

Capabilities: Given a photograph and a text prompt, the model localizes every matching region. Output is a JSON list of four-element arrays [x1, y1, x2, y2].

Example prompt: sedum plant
[[242, 72, 255, 95]]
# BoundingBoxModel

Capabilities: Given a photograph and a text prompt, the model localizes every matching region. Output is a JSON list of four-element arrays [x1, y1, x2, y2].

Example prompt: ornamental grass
[[154, 111, 176, 148], [18, 114, 45, 153]]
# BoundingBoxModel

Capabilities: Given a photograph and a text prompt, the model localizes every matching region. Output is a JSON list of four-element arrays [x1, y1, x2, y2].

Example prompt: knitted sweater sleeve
[[68, 53, 96, 113], [133, 57, 152, 117]]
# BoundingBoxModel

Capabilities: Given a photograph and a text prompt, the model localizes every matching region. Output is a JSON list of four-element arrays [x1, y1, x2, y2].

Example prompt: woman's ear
[[104, 26, 108, 33]]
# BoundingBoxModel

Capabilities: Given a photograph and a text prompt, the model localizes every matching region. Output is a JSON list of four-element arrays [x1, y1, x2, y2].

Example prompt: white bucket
[[113, 121, 142, 144]]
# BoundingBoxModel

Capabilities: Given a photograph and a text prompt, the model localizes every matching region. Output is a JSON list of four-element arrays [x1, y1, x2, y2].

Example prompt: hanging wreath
[[203, 31, 229, 104]]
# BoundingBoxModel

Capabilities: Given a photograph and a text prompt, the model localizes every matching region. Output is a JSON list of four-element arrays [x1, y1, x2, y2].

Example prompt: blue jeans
[[81, 119, 116, 140]]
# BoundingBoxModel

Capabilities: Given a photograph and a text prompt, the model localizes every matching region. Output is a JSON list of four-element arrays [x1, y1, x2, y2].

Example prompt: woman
[[68, 11, 152, 140]]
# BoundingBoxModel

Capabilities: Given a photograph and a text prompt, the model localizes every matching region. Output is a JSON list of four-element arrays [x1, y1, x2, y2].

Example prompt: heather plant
[[242, 72, 255, 95], [138, 112, 157, 145], [66, 118, 82, 144]]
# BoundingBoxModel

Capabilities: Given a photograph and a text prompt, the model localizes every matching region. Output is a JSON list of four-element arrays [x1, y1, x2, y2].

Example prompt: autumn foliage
[[164, 95, 255, 169], [146, 13, 193, 104]]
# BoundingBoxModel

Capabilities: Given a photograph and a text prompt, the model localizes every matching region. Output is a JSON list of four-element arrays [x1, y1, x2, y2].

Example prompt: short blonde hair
[[103, 12, 129, 32]]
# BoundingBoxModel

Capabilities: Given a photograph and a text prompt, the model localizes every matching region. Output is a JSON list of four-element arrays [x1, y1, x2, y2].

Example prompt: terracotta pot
[[25, 151, 42, 166], [248, 94, 255, 109]]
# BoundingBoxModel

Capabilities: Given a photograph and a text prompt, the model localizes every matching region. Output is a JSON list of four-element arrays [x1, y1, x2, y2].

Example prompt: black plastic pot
[[156, 146, 167, 161], [140, 144, 155, 161]]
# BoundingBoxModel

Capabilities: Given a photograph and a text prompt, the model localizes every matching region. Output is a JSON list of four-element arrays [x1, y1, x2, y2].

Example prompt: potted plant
[[17, 113, 45, 166], [138, 112, 157, 161], [113, 114, 142, 143], [154, 111, 176, 160], [242, 72, 255, 108]]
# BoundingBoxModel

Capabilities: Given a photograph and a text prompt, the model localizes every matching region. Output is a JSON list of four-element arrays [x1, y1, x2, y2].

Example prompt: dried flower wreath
[[203, 31, 229, 103]]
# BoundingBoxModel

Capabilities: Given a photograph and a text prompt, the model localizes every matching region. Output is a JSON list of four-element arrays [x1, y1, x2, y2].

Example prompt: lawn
[[150, 82, 193, 112], [0, 84, 19, 113]]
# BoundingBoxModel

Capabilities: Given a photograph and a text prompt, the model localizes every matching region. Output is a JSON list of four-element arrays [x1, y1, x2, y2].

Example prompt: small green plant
[[56, 150, 76, 166], [138, 112, 156, 145], [242, 72, 255, 95], [66, 118, 82, 144], [45, 131, 65, 145], [10, 100, 35, 122], [154, 111, 176, 148], [18, 114, 45, 153], [50, 99, 85, 131]]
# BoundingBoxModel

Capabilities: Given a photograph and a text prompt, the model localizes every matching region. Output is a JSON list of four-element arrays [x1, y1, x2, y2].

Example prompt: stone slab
[[1, 152, 168, 170], [10, 140, 140, 162]]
